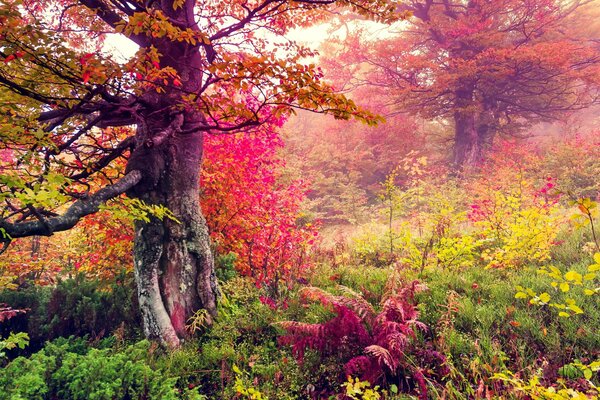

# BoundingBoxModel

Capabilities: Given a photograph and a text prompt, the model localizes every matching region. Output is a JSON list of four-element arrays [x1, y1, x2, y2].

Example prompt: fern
[[0, 304, 26, 323], [278, 280, 448, 399]]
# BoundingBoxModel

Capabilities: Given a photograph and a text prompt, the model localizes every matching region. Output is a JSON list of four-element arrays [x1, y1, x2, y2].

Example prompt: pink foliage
[[201, 116, 318, 293]]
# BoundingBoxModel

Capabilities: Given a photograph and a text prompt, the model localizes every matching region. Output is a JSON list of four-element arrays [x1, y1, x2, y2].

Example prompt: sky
[[101, 17, 390, 63]]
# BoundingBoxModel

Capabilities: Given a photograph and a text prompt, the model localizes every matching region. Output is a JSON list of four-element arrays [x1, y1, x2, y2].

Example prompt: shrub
[[0, 339, 196, 400], [0, 272, 140, 352], [278, 280, 448, 399]]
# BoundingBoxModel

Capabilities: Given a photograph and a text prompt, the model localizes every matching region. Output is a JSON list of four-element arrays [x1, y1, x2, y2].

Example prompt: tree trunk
[[453, 82, 499, 168], [121, 0, 220, 348], [127, 116, 218, 348], [453, 109, 482, 167]]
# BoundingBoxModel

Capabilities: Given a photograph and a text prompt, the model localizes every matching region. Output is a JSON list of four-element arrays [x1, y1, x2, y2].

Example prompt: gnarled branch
[[0, 170, 142, 240]]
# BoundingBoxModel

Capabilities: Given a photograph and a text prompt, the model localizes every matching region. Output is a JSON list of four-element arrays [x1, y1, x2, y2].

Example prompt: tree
[[0, 0, 395, 347], [283, 107, 424, 225], [333, 0, 600, 167]]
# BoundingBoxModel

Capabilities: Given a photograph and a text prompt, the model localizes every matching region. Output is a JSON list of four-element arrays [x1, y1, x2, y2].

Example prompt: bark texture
[[129, 120, 218, 347], [124, 1, 220, 347], [452, 85, 496, 168]]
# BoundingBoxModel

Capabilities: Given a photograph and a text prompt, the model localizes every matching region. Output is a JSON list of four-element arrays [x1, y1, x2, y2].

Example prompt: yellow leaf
[[564, 271, 581, 282], [558, 311, 570, 318], [583, 273, 596, 281], [538, 292, 551, 303], [584, 289, 596, 296], [559, 282, 569, 292], [568, 304, 584, 314]]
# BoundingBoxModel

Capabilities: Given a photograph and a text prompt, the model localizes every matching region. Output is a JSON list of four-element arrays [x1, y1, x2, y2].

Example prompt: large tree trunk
[[453, 110, 481, 167], [121, 0, 220, 348], [127, 114, 218, 348], [452, 86, 496, 168]]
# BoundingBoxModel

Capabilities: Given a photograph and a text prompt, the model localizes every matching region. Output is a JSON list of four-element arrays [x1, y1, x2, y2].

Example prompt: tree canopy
[[326, 0, 600, 166]]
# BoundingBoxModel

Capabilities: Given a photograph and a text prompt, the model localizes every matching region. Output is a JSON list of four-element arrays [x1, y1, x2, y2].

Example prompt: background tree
[[283, 100, 425, 225], [332, 0, 600, 167], [0, 0, 396, 347]]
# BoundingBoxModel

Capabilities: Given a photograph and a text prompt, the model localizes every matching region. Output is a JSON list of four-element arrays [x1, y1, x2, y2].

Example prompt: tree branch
[[0, 170, 142, 240], [77, 0, 150, 47]]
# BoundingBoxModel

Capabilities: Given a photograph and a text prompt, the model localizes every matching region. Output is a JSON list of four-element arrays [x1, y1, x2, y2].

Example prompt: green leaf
[[584, 369, 593, 380]]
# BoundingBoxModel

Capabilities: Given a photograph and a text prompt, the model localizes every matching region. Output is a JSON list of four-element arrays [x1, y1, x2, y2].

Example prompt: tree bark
[[453, 82, 481, 167], [452, 86, 496, 168], [128, 121, 218, 348], [117, 0, 221, 348], [453, 109, 481, 167]]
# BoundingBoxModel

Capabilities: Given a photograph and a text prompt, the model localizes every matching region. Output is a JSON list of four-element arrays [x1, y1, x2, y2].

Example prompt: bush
[[0, 339, 197, 400], [0, 272, 140, 353], [278, 280, 448, 399]]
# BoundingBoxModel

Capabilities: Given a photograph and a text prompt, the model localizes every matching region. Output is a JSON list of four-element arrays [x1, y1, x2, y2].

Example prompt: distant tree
[[284, 108, 424, 225], [0, 0, 394, 347], [335, 0, 600, 167]]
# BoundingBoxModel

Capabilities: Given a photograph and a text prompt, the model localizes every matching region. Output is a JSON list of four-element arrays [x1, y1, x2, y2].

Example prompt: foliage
[[0, 302, 28, 362], [494, 369, 598, 399], [569, 197, 600, 253], [0, 339, 194, 400], [417, 262, 600, 397], [0, 272, 140, 348], [202, 121, 318, 294], [214, 252, 238, 282], [341, 376, 383, 400], [515, 253, 600, 318], [468, 183, 561, 269], [0, 331, 29, 361], [278, 280, 448, 399], [232, 364, 268, 400]]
